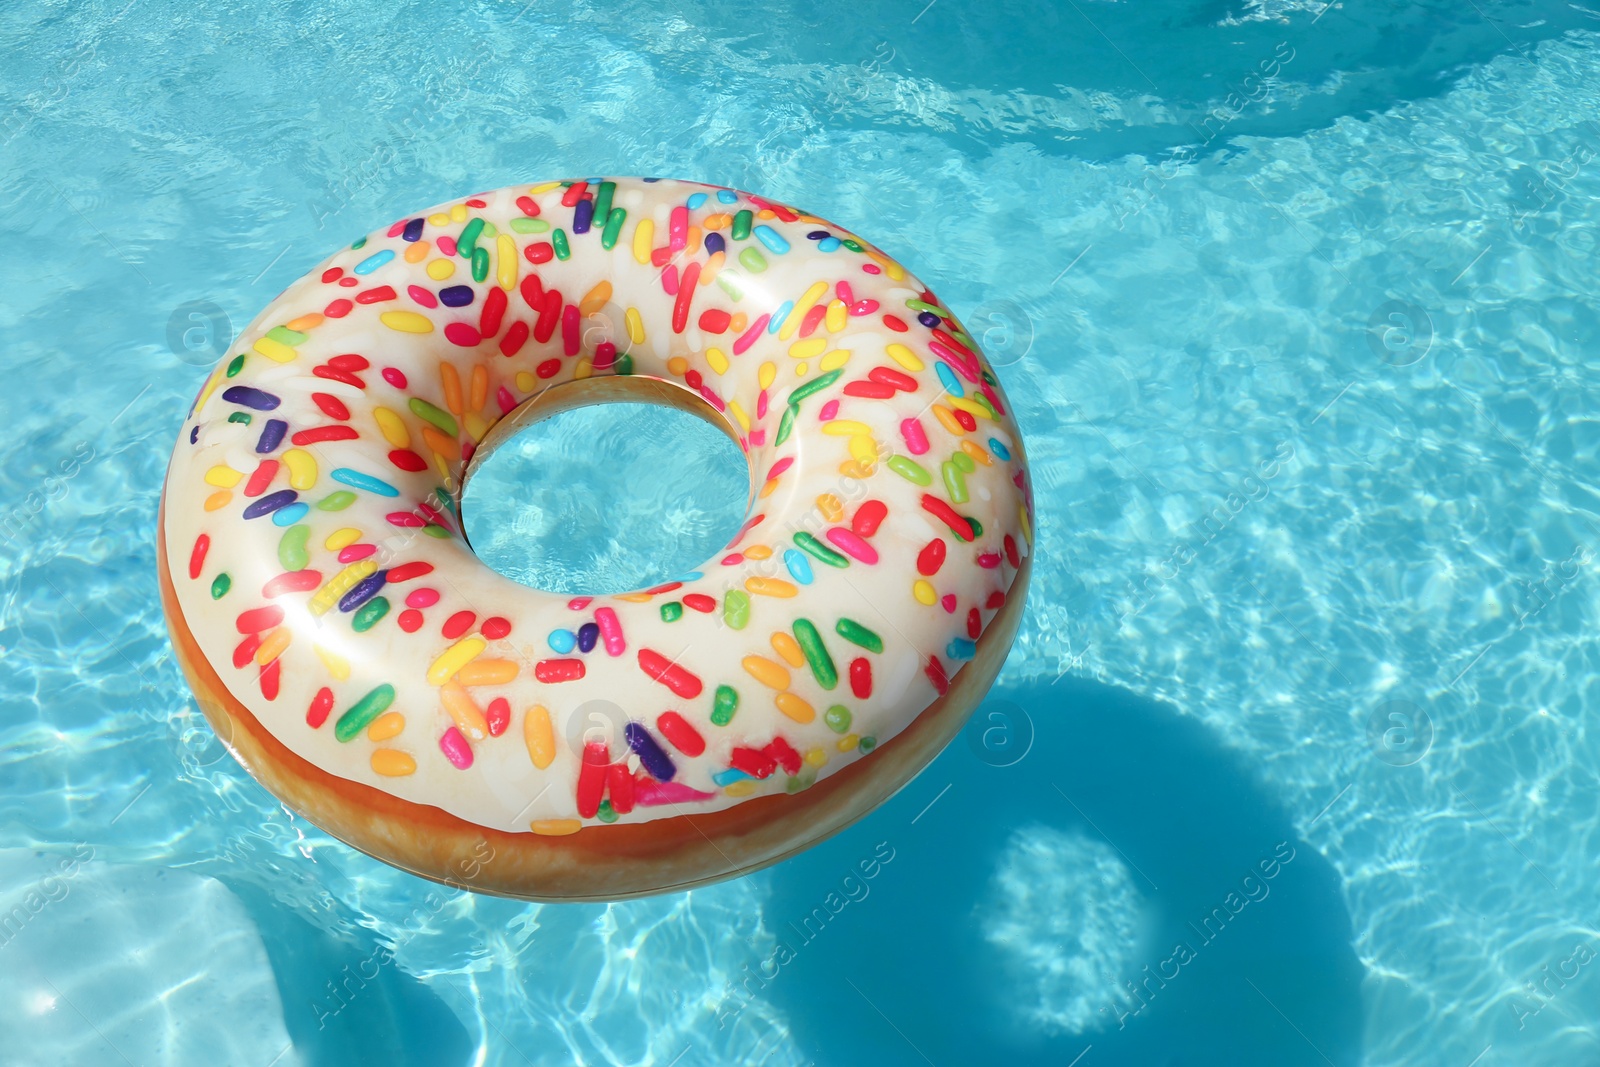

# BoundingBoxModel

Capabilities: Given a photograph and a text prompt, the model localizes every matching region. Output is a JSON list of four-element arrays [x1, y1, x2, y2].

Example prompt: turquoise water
[[5, 0, 1600, 1063]]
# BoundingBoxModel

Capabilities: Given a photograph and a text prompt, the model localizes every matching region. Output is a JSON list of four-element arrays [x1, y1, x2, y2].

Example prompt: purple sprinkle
[[222, 385, 280, 410], [242, 489, 297, 519], [577, 622, 599, 653], [704, 232, 725, 256], [917, 311, 941, 328], [189, 425, 199, 444], [255, 418, 287, 453], [806, 229, 830, 240], [572, 198, 593, 234], [624, 722, 676, 782], [439, 285, 475, 307], [338, 570, 387, 612], [402, 217, 424, 242]]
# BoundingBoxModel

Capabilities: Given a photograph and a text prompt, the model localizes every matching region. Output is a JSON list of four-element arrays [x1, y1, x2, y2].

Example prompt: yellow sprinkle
[[204, 465, 241, 488], [324, 527, 361, 551], [579, 280, 613, 315], [770, 632, 805, 668], [366, 711, 406, 742], [372, 406, 409, 447], [446, 203, 466, 222], [885, 343, 924, 372], [775, 692, 816, 723], [625, 307, 645, 345], [428, 212, 450, 226], [314, 643, 351, 681], [743, 544, 772, 560], [729, 313, 748, 333], [742, 654, 791, 691], [310, 560, 378, 616], [728, 400, 750, 432], [524, 704, 556, 769], [465, 412, 489, 441], [961, 439, 993, 466], [456, 658, 519, 686], [706, 347, 729, 375], [632, 218, 655, 265], [380, 311, 433, 334], [823, 419, 871, 436], [932, 405, 965, 436], [824, 299, 847, 333], [849, 435, 881, 468], [787, 337, 827, 360], [515, 371, 536, 392], [704, 212, 730, 230], [795, 362, 808, 376], [403, 240, 431, 264], [203, 490, 232, 511], [440, 681, 488, 741], [723, 780, 758, 798], [746, 577, 798, 598], [574, 356, 592, 380], [615, 591, 653, 603], [427, 635, 487, 685], [837, 733, 861, 752], [426, 258, 455, 280], [531, 818, 583, 835], [254, 627, 291, 666], [667, 356, 689, 376], [759, 478, 779, 500], [282, 448, 317, 490], [496, 233, 518, 290], [1020, 499, 1033, 546], [839, 460, 873, 480], [371, 749, 416, 776], [286, 312, 324, 331], [817, 494, 844, 522], [949, 395, 994, 421], [805, 746, 828, 768], [440, 362, 463, 414], [758, 362, 777, 390], [252, 336, 297, 363], [757, 208, 776, 219], [913, 579, 938, 606], [820, 349, 851, 371], [779, 281, 830, 341], [528, 181, 561, 194], [866, 247, 906, 280], [700, 250, 724, 285]]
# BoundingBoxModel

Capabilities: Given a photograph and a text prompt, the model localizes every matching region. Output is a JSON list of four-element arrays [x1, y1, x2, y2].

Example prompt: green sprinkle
[[408, 397, 458, 436], [265, 325, 307, 346], [615, 353, 634, 375], [277, 524, 311, 571], [942, 461, 969, 505], [966, 516, 983, 538], [715, 270, 744, 301], [421, 525, 452, 539], [210, 573, 231, 600], [835, 617, 883, 654], [600, 206, 627, 250], [316, 490, 357, 511], [597, 799, 618, 823], [334, 684, 395, 742], [352, 596, 389, 632], [787, 368, 843, 408], [824, 704, 852, 733], [792, 618, 838, 690], [794, 531, 848, 567], [227, 412, 252, 425], [711, 684, 740, 726], [732, 210, 753, 240], [906, 298, 942, 315], [972, 393, 999, 419], [859, 736, 877, 753], [593, 181, 616, 227], [457, 217, 485, 257], [552, 228, 571, 260], [887, 455, 932, 486], [660, 601, 684, 622], [509, 216, 550, 234], [952, 451, 976, 474], [480, 220, 498, 239], [351, 236, 367, 250], [738, 247, 767, 273], [723, 589, 750, 630], [471, 245, 490, 282], [225, 355, 245, 377], [841, 238, 864, 253], [775, 405, 795, 446]]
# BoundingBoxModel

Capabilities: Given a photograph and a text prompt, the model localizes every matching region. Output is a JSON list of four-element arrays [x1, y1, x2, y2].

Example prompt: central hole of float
[[461, 401, 749, 595]]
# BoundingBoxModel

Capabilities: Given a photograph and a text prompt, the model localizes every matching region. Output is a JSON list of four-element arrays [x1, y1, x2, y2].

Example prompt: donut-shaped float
[[159, 178, 1033, 901]]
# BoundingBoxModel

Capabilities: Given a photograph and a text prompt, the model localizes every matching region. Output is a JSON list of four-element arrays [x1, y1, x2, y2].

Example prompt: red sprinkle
[[232, 633, 260, 669], [978, 553, 1001, 569], [525, 241, 554, 264], [312, 392, 350, 420], [292, 425, 360, 446], [968, 607, 982, 639], [381, 366, 407, 389], [844, 380, 896, 400], [397, 609, 424, 633], [236, 606, 284, 634], [852, 500, 887, 538], [1004, 534, 1020, 569], [850, 657, 872, 699], [355, 285, 397, 305], [882, 314, 908, 332], [188, 533, 210, 580], [442, 610, 476, 639], [263, 570, 322, 597], [321, 267, 343, 283], [917, 538, 947, 575], [764, 736, 802, 775], [637, 648, 703, 699], [307, 687, 334, 728], [486, 697, 511, 738], [608, 764, 636, 814], [481, 616, 512, 640], [259, 658, 281, 700], [500, 320, 530, 357], [682, 593, 716, 613], [576, 740, 608, 817], [536, 358, 560, 379], [389, 449, 428, 472], [656, 711, 706, 757], [444, 322, 481, 348], [387, 562, 434, 583], [921, 496, 974, 542], [324, 298, 353, 318], [244, 460, 278, 497], [515, 195, 541, 216], [986, 590, 1006, 610], [535, 658, 586, 683], [869, 366, 917, 392], [698, 308, 731, 333], [729, 747, 777, 779], [480, 286, 508, 337], [926, 655, 950, 695]]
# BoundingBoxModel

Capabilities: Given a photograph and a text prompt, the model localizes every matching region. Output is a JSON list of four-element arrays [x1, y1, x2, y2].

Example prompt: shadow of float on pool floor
[[757, 677, 1364, 1067]]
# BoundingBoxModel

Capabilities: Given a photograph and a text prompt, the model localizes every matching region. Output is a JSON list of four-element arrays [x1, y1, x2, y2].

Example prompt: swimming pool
[[5, 0, 1600, 1062]]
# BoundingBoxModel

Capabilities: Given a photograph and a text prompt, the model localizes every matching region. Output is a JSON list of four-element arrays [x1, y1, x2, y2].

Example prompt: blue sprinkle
[[255, 418, 287, 453], [354, 249, 395, 275], [547, 628, 577, 654], [642, 177, 660, 183], [573, 198, 594, 234], [674, 570, 703, 582], [272, 502, 310, 526], [221, 385, 280, 411], [711, 767, 751, 786], [189, 425, 199, 444], [946, 638, 977, 661], [242, 490, 296, 520], [577, 622, 599, 653], [988, 437, 1012, 461], [338, 570, 387, 612], [625, 722, 676, 782], [935, 362, 964, 397], [917, 310, 941, 327], [402, 218, 425, 242], [818, 236, 841, 252], [767, 301, 793, 334], [784, 549, 814, 586], [753, 225, 790, 254], [704, 232, 725, 256], [439, 285, 475, 308], [716, 189, 738, 203], [331, 468, 399, 497], [686, 192, 708, 209]]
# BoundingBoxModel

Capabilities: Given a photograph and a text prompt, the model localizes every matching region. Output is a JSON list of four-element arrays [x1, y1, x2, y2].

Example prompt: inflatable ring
[[159, 178, 1033, 901]]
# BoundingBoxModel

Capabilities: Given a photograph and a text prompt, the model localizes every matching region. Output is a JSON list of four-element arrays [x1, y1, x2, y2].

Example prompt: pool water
[[5, 0, 1600, 1063]]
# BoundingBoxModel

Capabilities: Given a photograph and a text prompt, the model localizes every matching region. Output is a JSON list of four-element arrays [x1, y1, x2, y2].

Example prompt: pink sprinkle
[[900, 417, 930, 455], [756, 389, 769, 419], [497, 385, 517, 414], [767, 457, 794, 479], [437, 235, 457, 257], [569, 596, 593, 610], [594, 606, 626, 656], [337, 543, 377, 563], [594, 341, 616, 370], [826, 527, 880, 565], [861, 263, 882, 275], [439, 727, 473, 769], [406, 587, 440, 608], [748, 429, 766, 447], [669, 205, 688, 251], [444, 322, 481, 347], [661, 263, 679, 296], [636, 780, 717, 806], [835, 280, 854, 304], [722, 553, 743, 565], [407, 285, 437, 308], [941, 594, 958, 613], [733, 314, 770, 355], [849, 299, 879, 316], [386, 219, 407, 238], [818, 399, 839, 421], [978, 553, 1002, 569], [382, 367, 407, 389]]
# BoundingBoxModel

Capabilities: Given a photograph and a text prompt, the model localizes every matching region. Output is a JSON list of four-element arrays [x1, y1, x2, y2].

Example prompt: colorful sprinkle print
[[163, 178, 1032, 835]]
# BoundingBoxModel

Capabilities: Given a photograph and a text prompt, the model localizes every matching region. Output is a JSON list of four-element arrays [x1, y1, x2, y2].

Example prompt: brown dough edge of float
[[157, 461, 1032, 904]]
